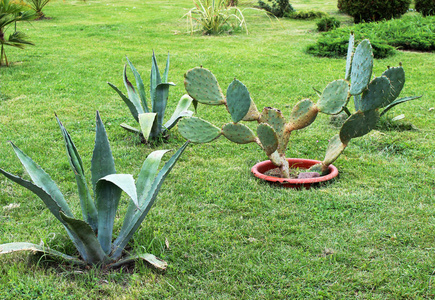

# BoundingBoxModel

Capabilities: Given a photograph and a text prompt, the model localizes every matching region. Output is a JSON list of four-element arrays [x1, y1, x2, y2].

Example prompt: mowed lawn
[[0, 0, 434, 298]]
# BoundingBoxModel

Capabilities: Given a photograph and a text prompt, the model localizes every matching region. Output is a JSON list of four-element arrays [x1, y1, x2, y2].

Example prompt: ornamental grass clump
[[108, 52, 193, 143], [178, 34, 421, 180], [0, 112, 188, 269]]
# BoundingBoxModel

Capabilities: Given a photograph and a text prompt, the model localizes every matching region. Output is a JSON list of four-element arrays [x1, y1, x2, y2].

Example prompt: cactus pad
[[184, 67, 225, 105], [259, 107, 289, 153], [242, 100, 261, 121], [381, 66, 405, 106], [317, 80, 350, 115], [323, 134, 347, 165], [178, 117, 222, 143], [350, 39, 373, 96], [359, 76, 391, 112], [339, 109, 380, 144], [222, 123, 257, 144], [257, 123, 279, 156], [288, 99, 319, 131], [226, 79, 252, 123], [345, 33, 355, 81]]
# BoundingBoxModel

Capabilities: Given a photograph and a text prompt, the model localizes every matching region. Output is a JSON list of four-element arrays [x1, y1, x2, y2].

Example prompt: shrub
[[317, 16, 341, 31], [288, 10, 327, 19], [337, 0, 411, 23], [258, 0, 294, 18], [306, 15, 434, 58], [24, 0, 51, 19], [415, 0, 435, 16]]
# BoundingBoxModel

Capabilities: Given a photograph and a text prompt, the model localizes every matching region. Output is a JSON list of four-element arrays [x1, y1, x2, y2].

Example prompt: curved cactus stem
[[178, 117, 222, 143], [350, 39, 373, 96], [184, 67, 225, 105], [317, 80, 350, 115], [222, 123, 257, 144]]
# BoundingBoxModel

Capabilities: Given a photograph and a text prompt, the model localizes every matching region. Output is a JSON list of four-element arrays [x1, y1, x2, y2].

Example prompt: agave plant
[[24, 0, 51, 19], [0, 112, 188, 269], [108, 52, 194, 143], [0, 0, 35, 66]]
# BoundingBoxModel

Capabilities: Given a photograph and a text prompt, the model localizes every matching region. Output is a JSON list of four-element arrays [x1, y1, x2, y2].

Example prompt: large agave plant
[[0, 112, 188, 269], [108, 52, 194, 143]]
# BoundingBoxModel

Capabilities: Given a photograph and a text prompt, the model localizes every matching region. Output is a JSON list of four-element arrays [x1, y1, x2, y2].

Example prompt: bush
[[415, 0, 435, 16], [306, 15, 434, 58], [337, 0, 411, 23], [317, 16, 341, 31], [288, 10, 327, 19], [258, 0, 294, 17]]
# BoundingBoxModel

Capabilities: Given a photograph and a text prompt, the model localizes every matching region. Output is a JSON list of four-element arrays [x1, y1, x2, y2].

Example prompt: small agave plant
[[0, 112, 188, 269], [108, 52, 194, 143], [178, 33, 420, 179]]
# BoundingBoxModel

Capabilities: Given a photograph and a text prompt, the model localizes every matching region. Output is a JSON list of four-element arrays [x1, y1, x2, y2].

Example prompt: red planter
[[251, 158, 339, 189]]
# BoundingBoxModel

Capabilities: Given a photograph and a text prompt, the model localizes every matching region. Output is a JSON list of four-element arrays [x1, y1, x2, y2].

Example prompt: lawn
[[0, 0, 434, 298]]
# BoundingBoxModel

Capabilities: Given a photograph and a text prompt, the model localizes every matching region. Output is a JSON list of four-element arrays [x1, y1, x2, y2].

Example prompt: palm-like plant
[[0, 112, 189, 269], [25, 0, 51, 19], [0, 0, 35, 66]]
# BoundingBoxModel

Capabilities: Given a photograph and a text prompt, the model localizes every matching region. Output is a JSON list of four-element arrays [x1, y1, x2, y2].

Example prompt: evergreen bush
[[337, 0, 411, 23]]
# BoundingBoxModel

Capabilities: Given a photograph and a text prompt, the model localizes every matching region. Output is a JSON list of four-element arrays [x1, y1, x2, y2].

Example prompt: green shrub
[[317, 16, 341, 31], [306, 15, 434, 58], [415, 0, 435, 16], [258, 0, 294, 18], [288, 10, 327, 19], [337, 0, 411, 23]]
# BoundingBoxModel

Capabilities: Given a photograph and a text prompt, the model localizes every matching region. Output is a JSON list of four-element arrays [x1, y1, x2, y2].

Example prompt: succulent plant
[[0, 112, 189, 269], [178, 33, 420, 179], [108, 52, 194, 143]]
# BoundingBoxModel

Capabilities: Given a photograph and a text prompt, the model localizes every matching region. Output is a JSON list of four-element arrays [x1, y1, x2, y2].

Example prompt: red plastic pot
[[251, 158, 339, 189]]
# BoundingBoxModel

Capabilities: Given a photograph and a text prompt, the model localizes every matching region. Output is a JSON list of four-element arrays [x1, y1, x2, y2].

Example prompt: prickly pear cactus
[[179, 33, 420, 180]]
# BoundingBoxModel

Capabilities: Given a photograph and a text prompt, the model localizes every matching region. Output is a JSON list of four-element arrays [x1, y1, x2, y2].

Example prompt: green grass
[[1, 0, 434, 298]]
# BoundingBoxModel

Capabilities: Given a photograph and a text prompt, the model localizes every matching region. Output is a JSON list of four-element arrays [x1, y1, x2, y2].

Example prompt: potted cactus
[[178, 34, 420, 188]]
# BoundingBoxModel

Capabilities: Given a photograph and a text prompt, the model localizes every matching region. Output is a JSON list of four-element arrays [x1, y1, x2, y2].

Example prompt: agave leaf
[[111, 141, 189, 260], [164, 94, 194, 131], [126, 57, 149, 113], [0, 242, 86, 266], [150, 51, 162, 109], [120, 123, 141, 134], [0, 167, 89, 261], [380, 96, 422, 117], [151, 82, 176, 138], [56, 116, 98, 232], [121, 150, 170, 233], [60, 212, 108, 265], [8, 142, 73, 217], [138, 113, 158, 142], [108, 253, 167, 271], [98, 174, 139, 209], [123, 65, 145, 116], [163, 52, 170, 83], [91, 112, 116, 192], [91, 112, 118, 254], [108, 82, 140, 123]]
